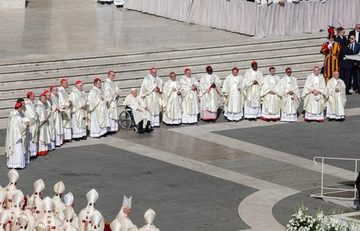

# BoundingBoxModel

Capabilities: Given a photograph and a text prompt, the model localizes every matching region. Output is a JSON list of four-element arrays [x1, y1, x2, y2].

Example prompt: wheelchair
[[118, 106, 139, 133]]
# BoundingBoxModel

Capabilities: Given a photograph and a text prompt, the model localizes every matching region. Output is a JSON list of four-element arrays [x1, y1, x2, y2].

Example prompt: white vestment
[[138, 224, 160, 231], [222, 74, 245, 121], [179, 75, 199, 124], [276, 75, 300, 122], [78, 206, 104, 231], [58, 86, 72, 140], [162, 80, 182, 125], [46, 100, 56, 150], [140, 74, 163, 127], [244, 68, 263, 119], [34, 211, 63, 231], [302, 73, 327, 121], [199, 73, 221, 120], [123, 94, 151, 129], [103, 78, 121, 132], [59, 206, 79, 229], [260, 75, 281, 120], [69, 87, 88, 138], [88, 86, 110, 137], [51, 93, 64, 146], [114, 213, 138, 231], [5, 110, 27, 169], [326, 78, 346, 119], [36, 101, 51, 156], [23, 99, 39, 157]]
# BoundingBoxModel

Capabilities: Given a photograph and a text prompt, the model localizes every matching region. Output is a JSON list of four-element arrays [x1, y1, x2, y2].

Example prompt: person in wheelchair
[[123, 88, 153, 134]]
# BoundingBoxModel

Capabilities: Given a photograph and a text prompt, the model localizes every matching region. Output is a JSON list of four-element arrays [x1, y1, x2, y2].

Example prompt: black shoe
[[346, 92, 352, 95]]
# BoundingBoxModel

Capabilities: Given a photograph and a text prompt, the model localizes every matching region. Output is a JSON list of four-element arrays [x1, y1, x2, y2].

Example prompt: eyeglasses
[[350, 38, 355, 40], [286, 71, 292, 73]]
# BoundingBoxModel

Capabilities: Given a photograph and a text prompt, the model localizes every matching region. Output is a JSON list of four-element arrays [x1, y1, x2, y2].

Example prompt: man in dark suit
[[339, 39, 354, 95], [349, 35, 360, 93], [348, 24, 360, 43], [335, 27, 346, 47]]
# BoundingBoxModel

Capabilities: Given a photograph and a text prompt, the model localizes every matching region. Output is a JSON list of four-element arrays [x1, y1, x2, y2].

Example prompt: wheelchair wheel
[[133, 126, 138, 134], [119, 111, 132, 130]]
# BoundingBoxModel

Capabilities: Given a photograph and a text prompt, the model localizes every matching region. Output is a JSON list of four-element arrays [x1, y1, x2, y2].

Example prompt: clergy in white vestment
[[23, 92, 39, 159], [243, 61, 263, 120], [222, 67, 245, 122], [276, 67, 300, 122], [50, 86, 64, 147], [103, 70, 121, 133], [78, 189, 104, 231], [59, 193, 78, 229], [326, 71, 346, 120], [44, 90, 55, 151], [123, 89, 152, 134], [88, 78, 110, 138], [0, 212, 10, 231], [36, 94, 51, 156], [16, 98, 30, 164], [179, 68, 199, 124], [5, 103, 29, 169], [69, 81, 88, 140], [302, 66, 328, 122], [52, 181, 65, 218], [3, 170, 20, 209], [260, 66, 281, 121], [199, 66, 221, 121], [113, 196, 138, 231], [58, 79, 73, 141], [162, 72, 182, 125], [0, 192, 6, 212], [138, 209, 160, 231], [6, 190, 24, 231], [31, 179, 45, 220], [59, 208, 78, 231], [34, 197, 63, 231], [23, 197, 36, 231], [139, 67, 163, 127], [17, 212, 33, 231]]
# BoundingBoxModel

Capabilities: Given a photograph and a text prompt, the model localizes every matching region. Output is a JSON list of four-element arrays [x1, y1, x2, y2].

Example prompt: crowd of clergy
[[0, 169, 160, 231], [5, 61, 347, 169]]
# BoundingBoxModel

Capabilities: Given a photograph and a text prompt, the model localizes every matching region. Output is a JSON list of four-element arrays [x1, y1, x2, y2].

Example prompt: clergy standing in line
[[326, 71, 346, 121], [302, 66, 328, 122], [179, 68, 199, 124], [69, 81, 88, 140], [123, 88, 152, 134], [103, 70, 121, 133], [244, 61, 263, 120], [140, 67, 163, 127], [222, 67, 245, 122], [5, 102, 29, 169], [44, 90, 55, 150], [23, 92, 39, 159], [162, 72, 182, 125], [276, 67, 300, 122], [260, 66, 281, 121], [58, 79, 73, 142], [36, 94, 51, 156], [88, 78, 110, 138], [199, 66, 221, 121], [50, 86, 64, 147]]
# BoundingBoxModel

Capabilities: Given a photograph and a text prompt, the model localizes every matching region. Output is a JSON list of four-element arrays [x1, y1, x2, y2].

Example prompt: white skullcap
[[130, 88, 136, 92]]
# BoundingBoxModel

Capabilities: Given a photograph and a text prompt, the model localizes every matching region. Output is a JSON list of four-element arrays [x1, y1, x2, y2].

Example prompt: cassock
[[46, 100, 55, 150], [5, 110, 27, 169], [179, 75, 199, 124], [139, 74, 163, 127], [23, 99, 38, 158], [123, 94, 151, 129], [260, 74, 281, 121], [302, 73, 328, 121], [51, 93, 64, 146], [199, 74, 221, 121], [162, 79, 182, 125], [36, 101, 51, 156], [88, 86, 110, 138], [222, 74, 245, 121], [243, 68, 263, 119], [276, 75, 300, 122], [320, 41, 340, 83], [69, 87, 87, 138], [326, 78, 346, 120], [58, 86, 72, 141], [103, 77, 121, 132]]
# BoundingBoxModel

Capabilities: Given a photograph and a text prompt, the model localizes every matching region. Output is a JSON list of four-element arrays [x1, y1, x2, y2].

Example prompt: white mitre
[[63, 192, 74, 206], [53, 181, 65, 195], [144, 209, 156, 225], [86, 189, 99, 205], [33, 179, 45, 194], [17, 212, 29, 229], [121, 196, 132, 209], [110, 220, 122, 231], [0, 211, 10, 226], [8, 169, 19, 184], [42, 197, 54, 212], [12, 190, 24, 206]]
